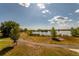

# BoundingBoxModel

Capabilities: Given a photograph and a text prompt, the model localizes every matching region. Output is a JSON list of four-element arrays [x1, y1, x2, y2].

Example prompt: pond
[[32, 31, 71, 36]]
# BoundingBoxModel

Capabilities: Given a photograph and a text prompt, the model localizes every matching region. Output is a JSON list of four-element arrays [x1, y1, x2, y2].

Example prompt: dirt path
[[17, 39, 79, 53], [18, 39, 79, 49], [69, 49, 79, 53]]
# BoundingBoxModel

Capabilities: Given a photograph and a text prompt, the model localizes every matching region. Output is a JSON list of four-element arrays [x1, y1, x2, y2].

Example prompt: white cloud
[[75, 21, 79, 27], [68, 19, 72, 21], [42, 9, 49, 14], [37, 3, 51, 14], [48, 16, 72, 29], [75, 9, 79, 13], [19, 3, 45, 9], [19, 3, 30, 7], [19, 3, 51, 15], [48, 16, 72, 24], [37, 3, 45, 9]]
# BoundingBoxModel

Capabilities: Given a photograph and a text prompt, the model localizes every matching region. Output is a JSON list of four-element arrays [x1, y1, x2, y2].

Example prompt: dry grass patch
[[5, 43, 79, 56], [20, 32, 79, 45]]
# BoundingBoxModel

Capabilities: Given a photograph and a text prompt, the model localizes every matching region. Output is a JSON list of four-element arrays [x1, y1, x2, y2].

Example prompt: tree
[[27, 30, 32, 36], [71, 27, 76, 36], [76, 27, 79, 36], [51, 27, 57, 38], [20, 28, 24, 32], [23, 28, 28, 32], [71, 27, 79, 37], [10, 26, 20, 44], [0, 21, 20, 44]]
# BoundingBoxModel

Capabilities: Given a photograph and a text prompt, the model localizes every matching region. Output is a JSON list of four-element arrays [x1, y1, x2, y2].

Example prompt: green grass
[[5, 44, 79, 56], [0, 38, 13, 50]]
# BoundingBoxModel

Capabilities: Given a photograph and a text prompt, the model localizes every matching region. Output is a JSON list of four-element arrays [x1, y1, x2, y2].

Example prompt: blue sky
[[0, 3, 79, 29]]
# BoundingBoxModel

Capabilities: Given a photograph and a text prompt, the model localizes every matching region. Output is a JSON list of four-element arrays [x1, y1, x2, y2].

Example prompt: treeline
[[1, 20, 78, 41], [20, 27, 79, 37], [0, 20, 79, 43], [20, 29, 50, 36]]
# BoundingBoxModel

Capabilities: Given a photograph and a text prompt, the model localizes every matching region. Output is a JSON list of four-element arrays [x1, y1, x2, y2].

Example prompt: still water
[[32, 31, 71, 36]]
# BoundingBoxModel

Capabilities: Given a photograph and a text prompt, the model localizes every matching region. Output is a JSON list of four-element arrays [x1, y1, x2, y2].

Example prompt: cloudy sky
[[0, 3, 79, 29]]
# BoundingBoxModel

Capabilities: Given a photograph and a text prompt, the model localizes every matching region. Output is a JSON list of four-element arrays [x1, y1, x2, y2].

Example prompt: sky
[[0, 3, 79, 29]]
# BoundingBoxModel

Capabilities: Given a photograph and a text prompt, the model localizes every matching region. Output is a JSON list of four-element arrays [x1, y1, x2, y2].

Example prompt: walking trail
[[17, 38, 79, 53]]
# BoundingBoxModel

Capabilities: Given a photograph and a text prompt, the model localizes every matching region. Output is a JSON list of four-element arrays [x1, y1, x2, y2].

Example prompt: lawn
[[0, 38, 13, 50]]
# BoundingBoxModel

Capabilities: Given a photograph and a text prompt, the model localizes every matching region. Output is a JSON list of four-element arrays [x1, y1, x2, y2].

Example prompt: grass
[[4, 43, 79, 56], [20, 32, 79, 45], [0, 32, 79, 56], [20, 32, 51, 43], [50, 36, 79, 45], [0, 38, 13, 50]]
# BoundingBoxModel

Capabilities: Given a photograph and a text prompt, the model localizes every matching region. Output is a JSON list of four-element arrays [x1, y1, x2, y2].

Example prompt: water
[[32, 31, 51, 36], [32, 31, 71, 36], [57, 31, 71, 36]]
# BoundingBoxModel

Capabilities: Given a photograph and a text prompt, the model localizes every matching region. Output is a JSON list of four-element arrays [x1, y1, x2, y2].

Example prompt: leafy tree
[[10, 26, 20, 43], [76, 27, 79, 33], [71, 27, 76, 36], [27, 30, 32, 36], [76, 27, 79, 36], [51, 27, 57, 38], [24, 28, 28, 32], [20, 28, 24, 32], [71, 27, 79, 37], [0, 21, 20, 44]]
